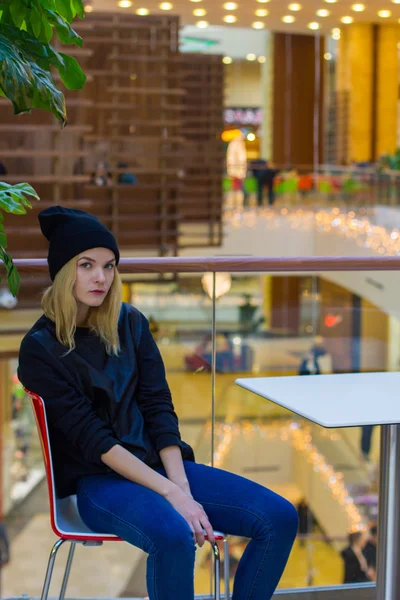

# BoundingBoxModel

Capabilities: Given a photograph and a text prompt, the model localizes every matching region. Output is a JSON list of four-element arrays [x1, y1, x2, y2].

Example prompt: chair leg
[[59, 542, 76, 600], [223, 538, 230, 600], [212, 542, 221, 600], [41, 539, 66, 600]]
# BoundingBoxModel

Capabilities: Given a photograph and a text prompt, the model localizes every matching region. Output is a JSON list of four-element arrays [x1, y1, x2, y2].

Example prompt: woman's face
[[74, 247, 116, 310]]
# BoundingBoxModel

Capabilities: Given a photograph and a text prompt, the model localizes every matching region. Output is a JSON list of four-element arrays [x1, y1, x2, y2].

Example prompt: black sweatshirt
[[17, 303, 194, 498]]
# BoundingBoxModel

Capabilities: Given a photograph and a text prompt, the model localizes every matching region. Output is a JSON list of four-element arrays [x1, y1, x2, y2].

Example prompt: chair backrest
[[25, 388, 119, 540], [25, 389, 60, 536]]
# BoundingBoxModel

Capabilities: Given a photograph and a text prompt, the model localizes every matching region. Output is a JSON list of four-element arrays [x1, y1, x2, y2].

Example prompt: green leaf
[[45, 9, 82, 47], [55, 0, 73, 22], [71, 0, 84, 19], [39, 0, 57, 9], [0, 182, 40, 214], [0, 248, 20, 296], [0, 28, 67, 123], [42, 19, 53, 42], [7, 182, 40, 200], [58, 52, 86, 89], [0, 232, 7, 247], [30, 4, 42, 38], [10, 0, 26, 28]]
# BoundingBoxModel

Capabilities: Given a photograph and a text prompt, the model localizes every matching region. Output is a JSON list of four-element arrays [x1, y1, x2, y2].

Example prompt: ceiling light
[[252, 21, 265, 28], [247, 133, 256, 142], [393, 0, 400, 4], [282, 15, 296, 23], [136, 7, 150, 14], [332, 27, 341, 39], [351, 3, 365, 11], [159, 2, 173, 9], [324, 0, 337, 3], [118, 0, 132, 6], [196, 20, 209, 27], [255, 8, 269, 16], [189, 0, 203, 3], [378, 9, 391, 17], [84, 4, 93, 12], [340, 15, 354, 23], [256, 0, 270, 3], [193, 8, 206, 15], [246, 53, 257, 61], [258, 56, 266, 63], [223, 14, 237, 22], [308, 21, 320, 29], [288, 3, 302, 10], [223, 2, 238, 9], [324, 52, 332, 60], [316, 9, 330, 17], [222, 56, 233, 64]]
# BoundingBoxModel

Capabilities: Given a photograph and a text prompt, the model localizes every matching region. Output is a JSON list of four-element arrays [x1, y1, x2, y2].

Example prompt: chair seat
[[54, 495, 226, 542], [54, 495, 121, 540]]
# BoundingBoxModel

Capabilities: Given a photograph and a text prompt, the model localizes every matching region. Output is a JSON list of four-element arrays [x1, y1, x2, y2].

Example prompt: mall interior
[[2, 0, 400, 598]]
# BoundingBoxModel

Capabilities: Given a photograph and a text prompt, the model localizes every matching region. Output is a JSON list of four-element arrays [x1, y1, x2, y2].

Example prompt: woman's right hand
[[165, 484, 215, 547]]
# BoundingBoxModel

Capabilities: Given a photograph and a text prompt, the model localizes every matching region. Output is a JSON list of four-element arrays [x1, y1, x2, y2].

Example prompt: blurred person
[[0, 522, 9, 566], [226, 131, 247, 210], [296, 498, 312, 547], [18, 206, 298, 600], [363, 524, 377, 581], [250, 160, 279, 207], [298, 336, 328, 376], [361, 425, 375, 462], [0, 520, 10, 595], [117, 161, 138, 185], [148, 315, 160, 340], [90, 160, 112, 186], [341, 531, 372, 584]]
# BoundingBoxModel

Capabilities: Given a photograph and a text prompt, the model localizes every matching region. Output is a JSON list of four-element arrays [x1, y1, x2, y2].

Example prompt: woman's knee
[[151, 520, 196, 556], [252, 492, 299, 543]]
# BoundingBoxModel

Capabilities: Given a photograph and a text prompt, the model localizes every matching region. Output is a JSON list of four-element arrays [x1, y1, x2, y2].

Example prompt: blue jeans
[[77, 461, 298, 600]]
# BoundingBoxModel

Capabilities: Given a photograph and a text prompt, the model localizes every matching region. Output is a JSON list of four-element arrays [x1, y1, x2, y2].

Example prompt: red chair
[[26, 389, 230, 600]]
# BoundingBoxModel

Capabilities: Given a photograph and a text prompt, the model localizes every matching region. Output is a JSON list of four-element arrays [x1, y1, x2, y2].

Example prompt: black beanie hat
[[38, 206, 120, 280]]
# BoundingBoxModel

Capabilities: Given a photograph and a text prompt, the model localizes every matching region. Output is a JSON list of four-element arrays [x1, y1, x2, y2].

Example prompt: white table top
[[236, 372, 400, 428]]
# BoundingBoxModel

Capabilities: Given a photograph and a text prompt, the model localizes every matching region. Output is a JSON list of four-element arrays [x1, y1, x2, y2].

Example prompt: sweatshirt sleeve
[[18, 335, 119, 465], [135, 313, 182, 452]]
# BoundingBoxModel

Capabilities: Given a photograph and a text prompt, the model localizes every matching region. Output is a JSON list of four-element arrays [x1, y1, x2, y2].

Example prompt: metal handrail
[[12, 255, 400, 273]]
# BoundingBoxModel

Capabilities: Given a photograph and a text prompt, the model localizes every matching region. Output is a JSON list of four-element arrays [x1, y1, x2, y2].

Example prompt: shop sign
[[224, 107, 262, 126]]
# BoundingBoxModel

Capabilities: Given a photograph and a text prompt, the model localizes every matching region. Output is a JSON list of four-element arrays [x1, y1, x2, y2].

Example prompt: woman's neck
[[76, 303, 90, 327]]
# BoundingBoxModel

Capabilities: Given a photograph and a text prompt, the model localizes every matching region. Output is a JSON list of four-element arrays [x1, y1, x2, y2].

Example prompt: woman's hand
[[165, 484, 215, 547]]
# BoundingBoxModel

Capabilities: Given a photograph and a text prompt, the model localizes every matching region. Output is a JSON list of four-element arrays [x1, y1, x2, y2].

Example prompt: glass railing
[[4, 255, 398, 598]]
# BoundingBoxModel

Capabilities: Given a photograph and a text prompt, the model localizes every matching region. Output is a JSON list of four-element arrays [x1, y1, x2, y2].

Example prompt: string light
[[207, 419, 365, 531]]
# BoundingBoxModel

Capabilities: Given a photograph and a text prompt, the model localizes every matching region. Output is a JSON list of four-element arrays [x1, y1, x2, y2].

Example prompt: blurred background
[[0, 0, 399, 597]]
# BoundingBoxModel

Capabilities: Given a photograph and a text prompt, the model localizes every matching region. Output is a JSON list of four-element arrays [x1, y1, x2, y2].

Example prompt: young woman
[[18, 206, 298, 600]]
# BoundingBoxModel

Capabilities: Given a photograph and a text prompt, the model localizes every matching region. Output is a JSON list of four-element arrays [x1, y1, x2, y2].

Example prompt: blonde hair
[[42, 256, 122, 355]]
